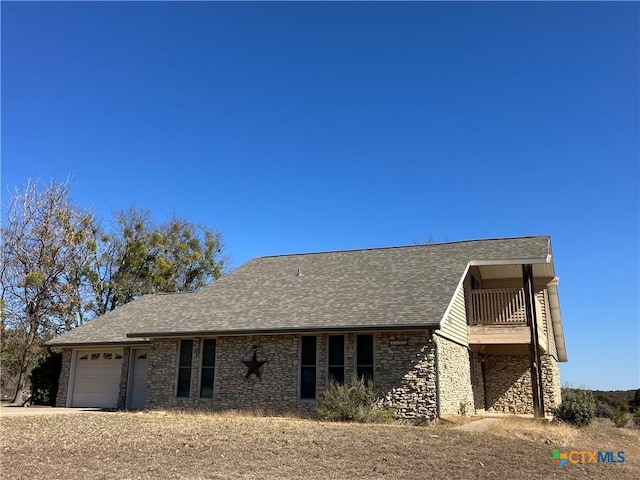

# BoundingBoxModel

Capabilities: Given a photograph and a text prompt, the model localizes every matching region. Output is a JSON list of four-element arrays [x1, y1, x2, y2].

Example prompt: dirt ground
[[1, 411, 638, 479]]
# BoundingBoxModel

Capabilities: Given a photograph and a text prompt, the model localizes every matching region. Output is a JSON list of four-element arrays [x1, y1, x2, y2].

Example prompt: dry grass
[[1, 411, 639, 479], [484, 416, 582, 445]]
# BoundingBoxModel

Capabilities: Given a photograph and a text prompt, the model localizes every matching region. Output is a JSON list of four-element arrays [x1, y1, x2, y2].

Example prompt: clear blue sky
[[2, 2, 638, 391]]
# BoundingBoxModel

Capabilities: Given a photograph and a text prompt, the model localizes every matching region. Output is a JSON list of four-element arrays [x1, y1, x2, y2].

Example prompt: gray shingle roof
[[47, 236, 552, 346]]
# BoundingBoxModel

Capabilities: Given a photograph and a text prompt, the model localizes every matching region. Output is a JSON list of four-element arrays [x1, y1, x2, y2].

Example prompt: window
[[200, 339, 216, 398], [177, 340, 193, 398], [356, 334, 374, 382], [300, 336, 317, 399], [328, 335, 345, 384]]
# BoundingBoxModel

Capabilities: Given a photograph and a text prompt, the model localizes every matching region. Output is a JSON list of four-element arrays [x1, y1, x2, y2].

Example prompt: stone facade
[[472, 353, 561, 415], [55, 349, 73, 407], [434, 334, 473, 415], [541, 354, 561, 412], [116, 347, 132, 409], [56, 332, 561, 419], [144, 330, 439, 419], [470, 351, 485, 412], [146, 335, 312, 415], [382, 335, 437, 421]]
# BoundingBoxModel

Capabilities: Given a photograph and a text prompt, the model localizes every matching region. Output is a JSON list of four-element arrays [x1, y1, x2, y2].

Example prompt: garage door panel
[[72, 350, 123, 408]]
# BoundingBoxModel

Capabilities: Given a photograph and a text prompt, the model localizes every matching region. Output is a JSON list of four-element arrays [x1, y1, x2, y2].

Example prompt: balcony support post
[[523, 264, 545, 418]]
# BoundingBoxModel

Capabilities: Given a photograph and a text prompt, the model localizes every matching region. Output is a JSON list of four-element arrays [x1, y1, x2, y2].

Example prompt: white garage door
[[71, 350, 123, 408]]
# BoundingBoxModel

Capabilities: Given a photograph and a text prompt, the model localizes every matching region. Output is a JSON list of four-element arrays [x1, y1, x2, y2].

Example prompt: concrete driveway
[[0, 406, 105, 417]]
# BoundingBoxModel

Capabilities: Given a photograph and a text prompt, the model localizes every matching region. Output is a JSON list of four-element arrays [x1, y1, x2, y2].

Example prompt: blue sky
[[2, 2, 638, 391]]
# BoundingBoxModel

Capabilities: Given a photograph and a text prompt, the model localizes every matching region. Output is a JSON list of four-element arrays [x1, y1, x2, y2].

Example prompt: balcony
[[468, 288, 547, 353]]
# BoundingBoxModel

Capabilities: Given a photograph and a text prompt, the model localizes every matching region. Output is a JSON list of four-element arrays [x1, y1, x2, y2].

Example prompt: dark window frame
[[356, 334, 374, 383], [176, 339, 193, 398], [199, 339, 216, 399], [300, 335, 317, 400]]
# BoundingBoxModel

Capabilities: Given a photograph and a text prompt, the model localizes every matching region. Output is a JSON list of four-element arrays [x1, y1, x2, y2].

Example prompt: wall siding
[[439, 282, 469, 346]]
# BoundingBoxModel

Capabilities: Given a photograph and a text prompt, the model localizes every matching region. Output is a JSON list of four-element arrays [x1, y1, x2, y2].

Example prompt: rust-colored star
[[242, 347, 266, 379]]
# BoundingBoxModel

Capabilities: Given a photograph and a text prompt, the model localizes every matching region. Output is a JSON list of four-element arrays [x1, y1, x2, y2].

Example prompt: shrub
[[554, 388, 595, 427], [316, 376, 393, 423], [458, 400, 471, 416], [611, 406, 628, 428], [29, 351, 62, 406], [595, 402, 613, 418], [633, 409, 640, 429]]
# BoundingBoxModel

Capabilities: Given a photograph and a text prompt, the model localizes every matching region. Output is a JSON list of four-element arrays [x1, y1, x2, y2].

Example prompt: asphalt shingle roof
[[47, 236, 551, 346]]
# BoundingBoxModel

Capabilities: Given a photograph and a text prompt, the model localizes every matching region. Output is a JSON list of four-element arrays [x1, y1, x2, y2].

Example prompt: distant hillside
[[593, 390, 637, 403], [590, 389, 639, 411], [561, 388, 639, 410]]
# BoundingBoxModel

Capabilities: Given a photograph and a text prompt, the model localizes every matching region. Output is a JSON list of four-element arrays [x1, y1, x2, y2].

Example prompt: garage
[[127, 349, 150, 410], [70, 350, 123, 408]]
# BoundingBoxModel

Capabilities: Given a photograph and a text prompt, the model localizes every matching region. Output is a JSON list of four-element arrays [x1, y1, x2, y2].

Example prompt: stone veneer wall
[[469, 351, 485, 412], [145, 331, 439, 419], [382, 333, 437, 421], [116, 347, 132, 409], [481, 354, 561, 415], [541, 354, 561, 412], [434, 334, 474, 415], [146, 336, 312, 415], [55, 349, 73, 407]]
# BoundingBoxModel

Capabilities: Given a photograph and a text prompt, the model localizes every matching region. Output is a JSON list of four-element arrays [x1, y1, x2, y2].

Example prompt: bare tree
[[1, 180, 227, 403], [0, 180, 95, 402]]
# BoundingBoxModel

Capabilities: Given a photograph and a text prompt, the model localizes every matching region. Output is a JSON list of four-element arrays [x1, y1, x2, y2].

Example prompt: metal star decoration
[[242, 345, 266, 379]]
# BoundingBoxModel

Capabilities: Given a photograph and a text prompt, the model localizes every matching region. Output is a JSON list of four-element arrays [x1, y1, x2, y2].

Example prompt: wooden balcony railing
[[469, 288, 528, 325], [468, 288, 548, 352]]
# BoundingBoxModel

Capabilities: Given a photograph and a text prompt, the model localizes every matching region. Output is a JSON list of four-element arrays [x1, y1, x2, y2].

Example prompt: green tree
[[2, 179, 227, 404], [84, 207, 226, 316], [0, 180, 95, 402]]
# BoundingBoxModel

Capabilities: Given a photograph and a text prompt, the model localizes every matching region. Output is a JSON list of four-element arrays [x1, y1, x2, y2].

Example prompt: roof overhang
[[468, 255, 552, 267], [469, 256, 555, 281], [546, 278, 568, 362], [46, 340, 151, 348]]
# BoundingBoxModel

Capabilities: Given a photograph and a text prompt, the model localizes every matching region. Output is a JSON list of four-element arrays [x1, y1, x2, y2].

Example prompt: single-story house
[[47, 236, 567, 420]]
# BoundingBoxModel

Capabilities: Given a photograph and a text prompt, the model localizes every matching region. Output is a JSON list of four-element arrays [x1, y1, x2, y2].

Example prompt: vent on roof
[[296, 268, 302, 277]]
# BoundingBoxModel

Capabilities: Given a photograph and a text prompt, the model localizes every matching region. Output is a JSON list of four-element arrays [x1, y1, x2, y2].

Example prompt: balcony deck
[[468, 288, 547, 353]]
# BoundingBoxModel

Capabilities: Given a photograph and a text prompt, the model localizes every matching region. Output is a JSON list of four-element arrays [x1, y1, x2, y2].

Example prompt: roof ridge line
[[258, 235, 550, 259]]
